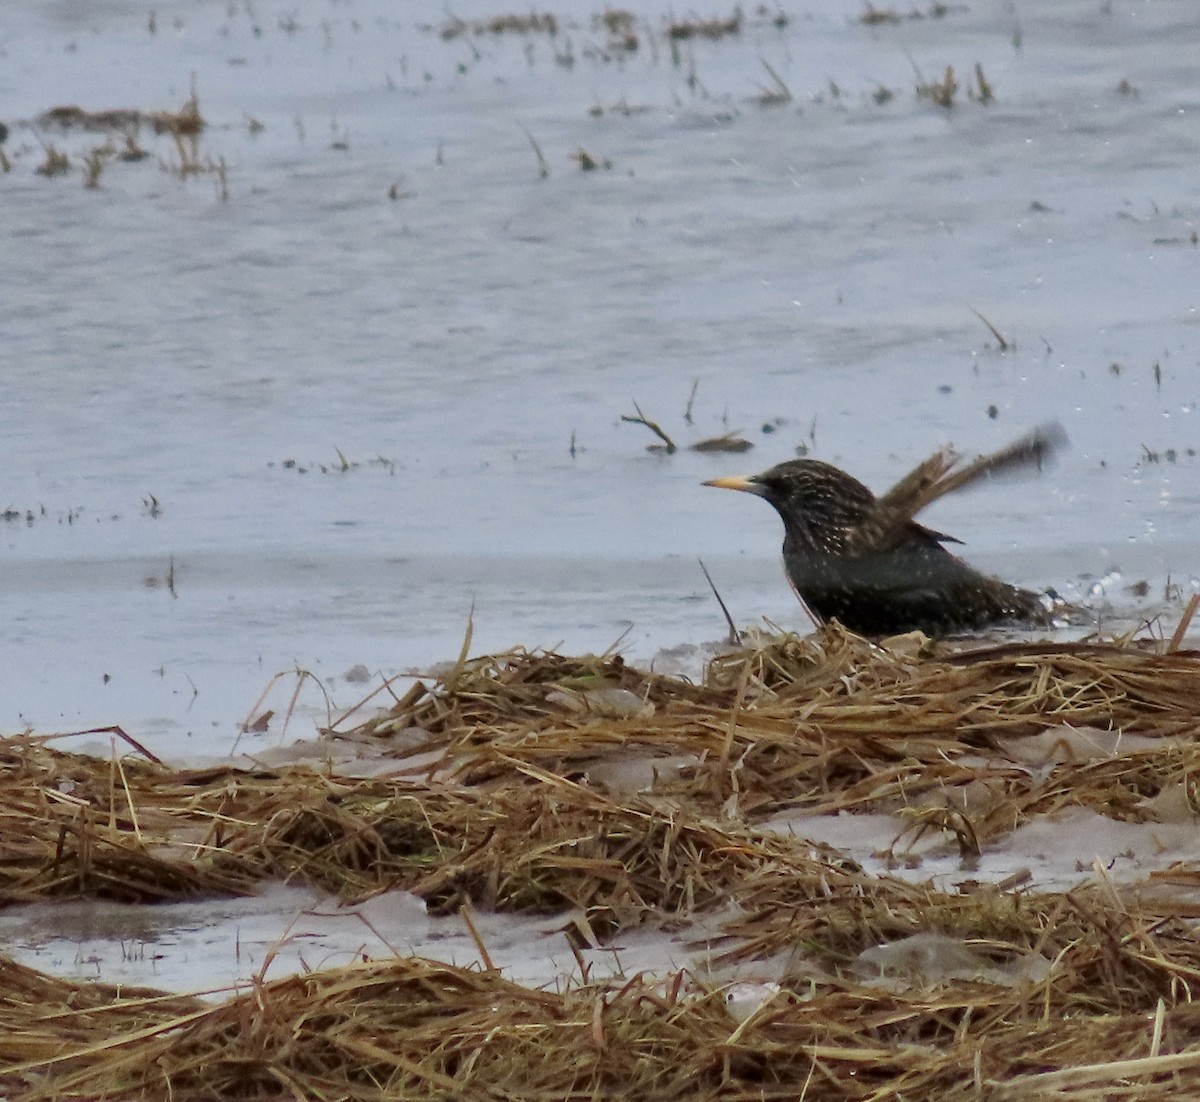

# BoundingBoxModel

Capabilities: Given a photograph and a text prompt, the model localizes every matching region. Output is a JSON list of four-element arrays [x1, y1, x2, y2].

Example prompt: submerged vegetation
[[19, 93, 226, 196], [439, 11, 560, 39], [4, 622, 1200, 1096], [3, 0, 1006, 199], [622, 397, 755, 453]]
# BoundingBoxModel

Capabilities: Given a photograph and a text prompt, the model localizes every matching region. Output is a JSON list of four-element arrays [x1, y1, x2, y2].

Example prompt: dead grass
[[31, 93, 223, 194], [3, 629, 1198, 912], [34, 145, 70, 177], [0, 730, 851, 932], [344, 626, 1200, 832], [4, 625, 1200, 1097], [148, 92, 206, 139], [667, 13, 742, 40], [916, 64, 959, 108], [441, 12, 559, 39], [38, 106, 143, 131], [10, 934, 1200, 1100]]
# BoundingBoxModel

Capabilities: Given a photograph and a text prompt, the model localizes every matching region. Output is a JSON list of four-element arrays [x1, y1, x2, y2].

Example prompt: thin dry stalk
[[1168, 592, 1200, 652], [516, 121, 549, 178], [969, 305, 1010, 350], [621, 401, 677, 452]]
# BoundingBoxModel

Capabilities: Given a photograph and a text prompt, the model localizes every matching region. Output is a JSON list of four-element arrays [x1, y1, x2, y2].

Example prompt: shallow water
[[0, 884, 725, 995], [2, 0, 1199, 992]]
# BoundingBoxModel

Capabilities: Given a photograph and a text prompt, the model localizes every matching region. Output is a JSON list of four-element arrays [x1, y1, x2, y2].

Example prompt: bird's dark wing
[[874, 447, 959, 520], [857, 423, 1068, 552], [916, 422, 1068, 504], [878, 423, 1066, 519]]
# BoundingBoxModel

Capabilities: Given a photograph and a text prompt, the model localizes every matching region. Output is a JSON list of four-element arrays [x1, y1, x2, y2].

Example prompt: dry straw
[[9, 944, 1200, 1099], [3, 623, 1200, 1098]]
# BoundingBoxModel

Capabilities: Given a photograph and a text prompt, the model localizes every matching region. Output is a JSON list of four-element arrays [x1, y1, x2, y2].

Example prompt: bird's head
[[704, 459, 877, 554]]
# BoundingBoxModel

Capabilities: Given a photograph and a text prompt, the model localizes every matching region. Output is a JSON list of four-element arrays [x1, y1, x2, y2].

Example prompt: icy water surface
[[2, 0, 1197, 754], [1, 0, 1199, 991]]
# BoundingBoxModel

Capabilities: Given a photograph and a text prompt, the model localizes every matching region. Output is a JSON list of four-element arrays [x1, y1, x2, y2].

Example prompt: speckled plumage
[[704, 426, 1064, 637]]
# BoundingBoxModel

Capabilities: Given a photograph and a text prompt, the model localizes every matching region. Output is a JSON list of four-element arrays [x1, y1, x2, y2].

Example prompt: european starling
[[703, 424, 1066, 637]]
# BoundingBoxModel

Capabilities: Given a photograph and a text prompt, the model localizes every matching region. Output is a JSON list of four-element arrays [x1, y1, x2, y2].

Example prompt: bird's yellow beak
[[703, 475, 764, 495]]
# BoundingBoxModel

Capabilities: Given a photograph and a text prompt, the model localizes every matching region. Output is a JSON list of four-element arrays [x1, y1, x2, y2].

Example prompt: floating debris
[[666, 12, 742, 40], [37, 106, 143, 131], [440, 12, 559, 39]]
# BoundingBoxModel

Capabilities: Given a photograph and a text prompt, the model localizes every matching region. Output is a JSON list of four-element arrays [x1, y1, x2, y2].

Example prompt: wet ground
[[1, 0, 1198, 994]]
